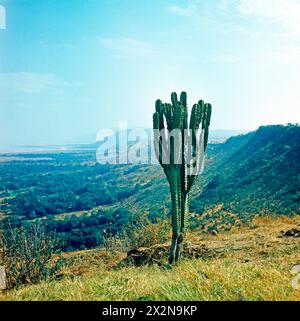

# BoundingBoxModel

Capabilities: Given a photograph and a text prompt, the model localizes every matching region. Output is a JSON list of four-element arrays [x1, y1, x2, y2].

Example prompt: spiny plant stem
[[153, 91, 212, 264]]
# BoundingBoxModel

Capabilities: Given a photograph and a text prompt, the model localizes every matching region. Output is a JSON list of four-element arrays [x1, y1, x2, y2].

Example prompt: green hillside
[[119, 124, 300, 220], [190, 124, 300, 219]]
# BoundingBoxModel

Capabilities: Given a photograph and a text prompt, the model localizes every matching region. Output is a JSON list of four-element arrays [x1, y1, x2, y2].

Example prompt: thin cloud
[[211, 48, 300, 65], [40, 41, 76, 50], [0, 72, 70, 95], [167, 4, 196, 17], [167, 0, 300, 37], [99, 37, 159, 59], [238, 0, 300, 36], [166, 0, 300, 65]]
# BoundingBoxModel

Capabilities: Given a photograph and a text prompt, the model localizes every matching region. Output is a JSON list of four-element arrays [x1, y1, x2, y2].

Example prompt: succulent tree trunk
[[153, 92, 212, 264]]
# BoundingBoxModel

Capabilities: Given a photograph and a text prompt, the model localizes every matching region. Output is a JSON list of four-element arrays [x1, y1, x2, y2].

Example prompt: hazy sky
[[0, 0, 300, 146]]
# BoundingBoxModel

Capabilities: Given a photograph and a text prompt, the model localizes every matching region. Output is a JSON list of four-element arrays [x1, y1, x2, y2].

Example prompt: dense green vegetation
[[190, 124, 300, 219], [0, 160, 138, 218], [0, 157, 154, 251], [0, 124, 299, 252]]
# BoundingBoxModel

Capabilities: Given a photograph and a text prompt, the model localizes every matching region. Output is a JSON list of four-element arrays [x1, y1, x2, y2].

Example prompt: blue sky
[[0, 0, 299, 146]]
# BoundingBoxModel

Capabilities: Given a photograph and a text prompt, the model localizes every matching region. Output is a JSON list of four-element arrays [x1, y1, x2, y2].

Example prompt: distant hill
[[190, 124, 300, 218], [208, 129, 248, 143], [71, 129, 247, 146]]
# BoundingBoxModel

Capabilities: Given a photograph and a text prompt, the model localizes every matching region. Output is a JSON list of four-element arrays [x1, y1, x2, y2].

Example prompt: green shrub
[[0, 222, 64, 289], [103, 213, 170, 253]]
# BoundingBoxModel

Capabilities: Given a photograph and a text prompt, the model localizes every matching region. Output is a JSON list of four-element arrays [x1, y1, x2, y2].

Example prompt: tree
[[153, 91, 212, 263]]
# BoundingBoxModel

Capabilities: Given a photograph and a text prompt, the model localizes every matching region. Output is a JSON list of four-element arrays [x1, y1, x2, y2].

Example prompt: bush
[[103, 213, 170, 253], [189, 204, 241, 233], [0, 222, 64, 289]]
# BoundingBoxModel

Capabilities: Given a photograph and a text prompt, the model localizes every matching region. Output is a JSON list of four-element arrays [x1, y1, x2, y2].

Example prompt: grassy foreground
[[1, 216, 300, 301]]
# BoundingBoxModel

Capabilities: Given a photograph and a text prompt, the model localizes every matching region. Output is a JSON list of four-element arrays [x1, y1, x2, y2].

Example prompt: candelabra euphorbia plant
[[153, 92, 212, 264]]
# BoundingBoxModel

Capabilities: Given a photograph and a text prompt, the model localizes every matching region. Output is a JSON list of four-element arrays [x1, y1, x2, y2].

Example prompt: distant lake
[[0, 145, 69, 154]]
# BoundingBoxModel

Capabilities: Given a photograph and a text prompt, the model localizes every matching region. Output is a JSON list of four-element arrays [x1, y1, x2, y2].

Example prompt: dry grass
[[1, 215, 299, 301]]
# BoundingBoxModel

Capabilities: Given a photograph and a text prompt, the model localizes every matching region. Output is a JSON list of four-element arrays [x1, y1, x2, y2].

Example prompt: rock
[[210, 230, 218, 236], [115, 243, 220, 267], [120, 245, 169, 267], [282, 228, 300, 238], [0, 266, 7, 290]]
